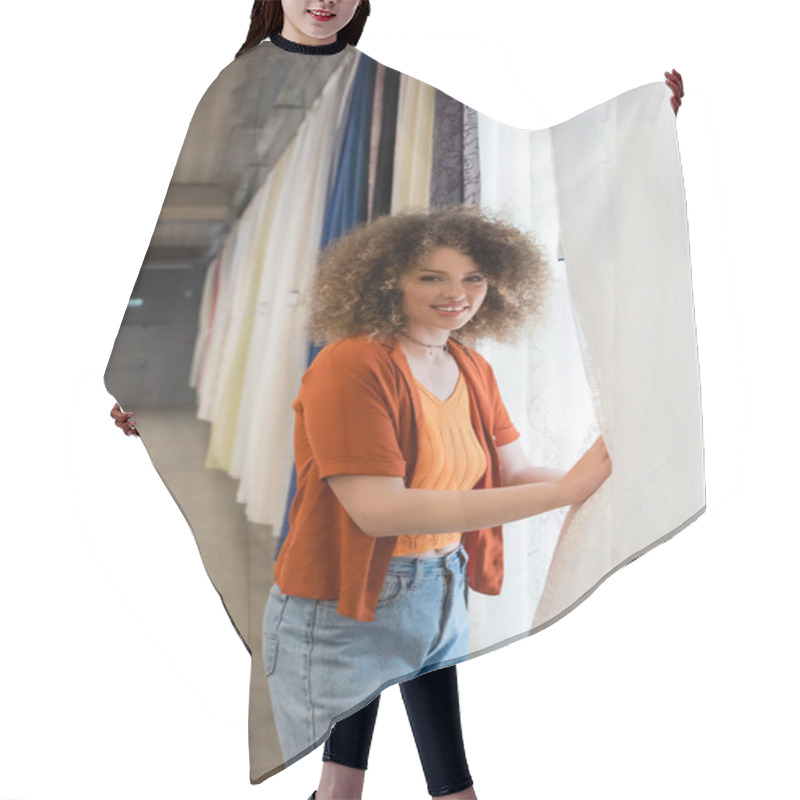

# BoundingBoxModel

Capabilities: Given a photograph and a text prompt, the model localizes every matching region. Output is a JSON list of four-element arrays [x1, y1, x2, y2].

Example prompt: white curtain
[[533, 83, 704, 626], [463, 82, 701, 646], [469, 108, 597, 649]]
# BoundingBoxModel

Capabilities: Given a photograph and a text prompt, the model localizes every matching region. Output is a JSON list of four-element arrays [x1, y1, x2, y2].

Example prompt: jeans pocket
[[263, 585, 288, 634], [262, 633, 279, 677], [376, 573, 411, 608]]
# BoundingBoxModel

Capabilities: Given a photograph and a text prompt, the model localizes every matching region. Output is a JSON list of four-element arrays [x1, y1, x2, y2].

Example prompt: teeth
[[435, 306, 467, 311]]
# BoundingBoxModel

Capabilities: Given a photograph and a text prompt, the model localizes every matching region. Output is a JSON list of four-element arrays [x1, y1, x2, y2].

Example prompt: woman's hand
[[110, 402, 139, 437], [557, 436, 611, 505], [665, 69, 684, 115]]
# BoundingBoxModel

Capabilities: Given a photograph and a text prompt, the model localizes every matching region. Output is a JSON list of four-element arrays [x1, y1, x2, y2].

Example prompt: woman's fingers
[[573, 436, 611, 502], [665, 68, 684, 115], [590, 438, 612, 480], [592, 435, 606, 452], [587, 435, 610, 465], [110, 403, 139, 436], [561, 436, 611, 504], [665, 69, 683, 88]]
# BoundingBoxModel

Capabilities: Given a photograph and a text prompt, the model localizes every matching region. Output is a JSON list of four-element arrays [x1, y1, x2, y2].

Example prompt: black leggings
[[322, 665, 473, 797]]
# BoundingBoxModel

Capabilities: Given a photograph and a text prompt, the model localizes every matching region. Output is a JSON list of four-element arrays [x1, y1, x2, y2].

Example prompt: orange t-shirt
[[274, 336, 520, 621], [393, 373, 487, 556]]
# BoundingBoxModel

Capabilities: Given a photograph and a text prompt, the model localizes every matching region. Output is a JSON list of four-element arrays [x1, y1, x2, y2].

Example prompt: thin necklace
[[401, 332, 449, 355]]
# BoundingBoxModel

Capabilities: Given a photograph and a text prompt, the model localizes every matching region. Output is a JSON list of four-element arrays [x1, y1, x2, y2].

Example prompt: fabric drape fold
[[391, 74, 436, 212], [430, 89, 465, 207], [371, 66, 400, 220], [231, 55, 361, 522]]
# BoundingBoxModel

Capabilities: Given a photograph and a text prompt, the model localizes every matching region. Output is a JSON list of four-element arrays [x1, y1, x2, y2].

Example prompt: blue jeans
[[263, 546, 470, 763]]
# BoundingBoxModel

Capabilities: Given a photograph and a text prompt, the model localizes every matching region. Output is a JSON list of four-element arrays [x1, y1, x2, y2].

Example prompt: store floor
[[133, 404, 282, 773]]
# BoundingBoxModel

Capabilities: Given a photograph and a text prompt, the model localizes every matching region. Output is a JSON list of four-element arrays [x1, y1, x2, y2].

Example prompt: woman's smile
[[308, 8, 335, 22], [431, 303, 470, 317]]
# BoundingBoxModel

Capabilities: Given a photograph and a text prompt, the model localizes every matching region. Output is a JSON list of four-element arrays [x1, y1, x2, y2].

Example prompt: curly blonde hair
[[307, 206, 550, 345]]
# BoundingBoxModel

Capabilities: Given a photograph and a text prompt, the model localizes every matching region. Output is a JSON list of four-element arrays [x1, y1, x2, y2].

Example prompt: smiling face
[[400, 247, 489, 341], [280, 0, 361, 46]]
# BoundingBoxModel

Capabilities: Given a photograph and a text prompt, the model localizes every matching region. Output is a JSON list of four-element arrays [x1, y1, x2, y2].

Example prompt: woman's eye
[[419, 275, 485, 283]]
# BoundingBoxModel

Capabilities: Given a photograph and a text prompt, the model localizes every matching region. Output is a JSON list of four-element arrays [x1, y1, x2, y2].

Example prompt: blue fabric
[[321, 54, 376, 247], [275, 54, 377, 559]]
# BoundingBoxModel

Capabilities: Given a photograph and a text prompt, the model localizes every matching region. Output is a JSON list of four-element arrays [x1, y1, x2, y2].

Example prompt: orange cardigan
[[274, 336, 520, 621]]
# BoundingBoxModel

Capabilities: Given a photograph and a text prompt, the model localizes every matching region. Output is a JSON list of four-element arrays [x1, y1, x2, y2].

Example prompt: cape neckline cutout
[[268, 31, 349, 55]]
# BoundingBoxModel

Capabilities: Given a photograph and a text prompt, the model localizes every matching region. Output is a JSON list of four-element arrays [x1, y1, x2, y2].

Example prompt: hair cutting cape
[[105, 38, 704, 783]]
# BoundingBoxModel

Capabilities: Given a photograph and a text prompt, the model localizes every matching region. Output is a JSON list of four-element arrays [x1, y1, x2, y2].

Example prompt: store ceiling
[[141, 46, 356, 271]]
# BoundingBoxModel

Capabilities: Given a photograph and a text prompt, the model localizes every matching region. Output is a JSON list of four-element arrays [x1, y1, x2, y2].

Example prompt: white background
[[1, 1, 797, 798]]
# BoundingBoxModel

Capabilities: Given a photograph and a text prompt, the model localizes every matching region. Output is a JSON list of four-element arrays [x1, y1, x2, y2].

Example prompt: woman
[[262, 206, 611, 799], [111, 3, 684, 798]]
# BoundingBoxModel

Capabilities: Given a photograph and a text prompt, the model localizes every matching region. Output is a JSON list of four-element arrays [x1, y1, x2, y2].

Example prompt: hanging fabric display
[[105, 30, 703, 784]]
